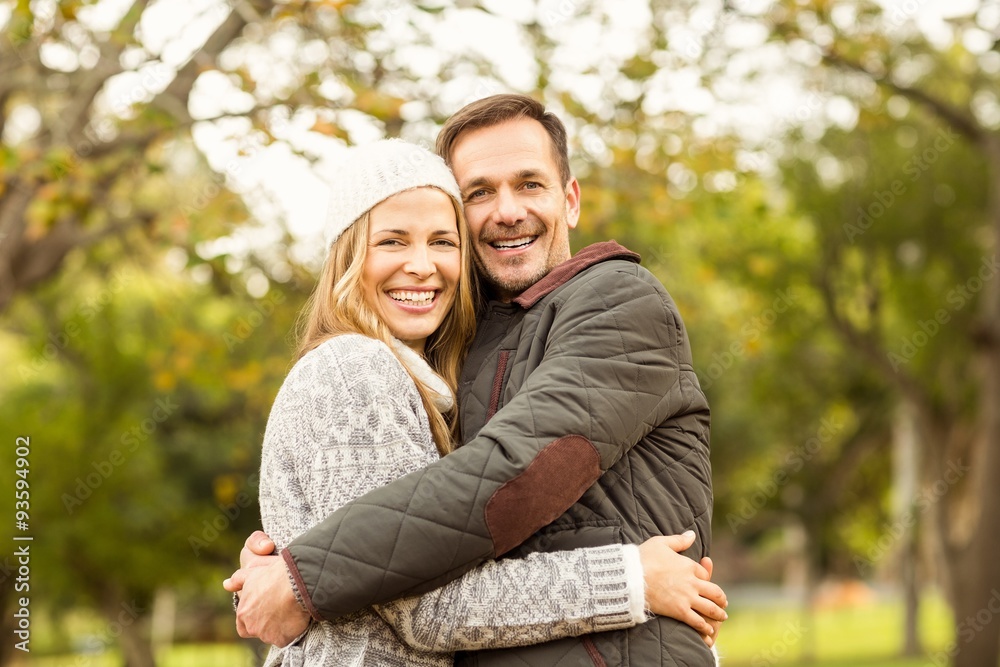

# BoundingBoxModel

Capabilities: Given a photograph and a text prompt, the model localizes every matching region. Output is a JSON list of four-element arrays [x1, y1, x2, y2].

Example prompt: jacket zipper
[[485, 350, 511, 422]]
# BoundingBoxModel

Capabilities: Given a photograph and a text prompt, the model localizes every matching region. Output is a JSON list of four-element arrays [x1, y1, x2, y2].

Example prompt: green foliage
[[0, 248, 306, 646]]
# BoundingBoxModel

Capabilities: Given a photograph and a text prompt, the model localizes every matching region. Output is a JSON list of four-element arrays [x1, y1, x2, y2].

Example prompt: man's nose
[[493, 188, 526, 225]]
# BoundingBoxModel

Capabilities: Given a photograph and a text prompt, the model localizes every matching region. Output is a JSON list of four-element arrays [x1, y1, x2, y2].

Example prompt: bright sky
[[2, 0, 990, 272]]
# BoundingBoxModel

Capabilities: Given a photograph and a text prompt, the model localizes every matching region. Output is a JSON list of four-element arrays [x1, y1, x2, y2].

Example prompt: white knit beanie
[[324, 139, 463, 250]]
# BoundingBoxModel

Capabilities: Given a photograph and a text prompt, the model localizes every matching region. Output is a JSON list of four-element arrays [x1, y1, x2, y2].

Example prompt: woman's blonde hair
[[296, 190, 478, 455]]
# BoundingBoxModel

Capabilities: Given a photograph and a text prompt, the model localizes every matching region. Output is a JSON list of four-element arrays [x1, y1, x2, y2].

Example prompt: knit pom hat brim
[[324, 139, 463, 250]]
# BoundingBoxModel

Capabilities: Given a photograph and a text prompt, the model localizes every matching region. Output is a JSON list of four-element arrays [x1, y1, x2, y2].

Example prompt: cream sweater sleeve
[[260, 335, 645, 656], [375, 544, 646, 652]]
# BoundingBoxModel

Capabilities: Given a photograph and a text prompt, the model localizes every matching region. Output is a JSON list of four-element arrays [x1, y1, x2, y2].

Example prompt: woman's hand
[[639, 531, 728, 647]]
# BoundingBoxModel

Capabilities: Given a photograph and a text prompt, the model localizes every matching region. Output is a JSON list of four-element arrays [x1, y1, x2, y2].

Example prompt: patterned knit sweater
[[258, 334, 647, 667]]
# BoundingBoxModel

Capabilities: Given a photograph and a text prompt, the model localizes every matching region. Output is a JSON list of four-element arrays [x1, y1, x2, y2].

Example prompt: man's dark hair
[[435, 94, 571, 187]]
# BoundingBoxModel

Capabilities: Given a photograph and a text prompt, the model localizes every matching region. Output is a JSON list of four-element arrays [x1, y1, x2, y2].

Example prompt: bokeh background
[[1, 0, 999, 665]]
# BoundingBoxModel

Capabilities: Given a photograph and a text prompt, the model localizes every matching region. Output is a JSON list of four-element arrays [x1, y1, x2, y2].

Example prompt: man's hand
[[223, 531, 310, 647], [638, 531, 728, 647]]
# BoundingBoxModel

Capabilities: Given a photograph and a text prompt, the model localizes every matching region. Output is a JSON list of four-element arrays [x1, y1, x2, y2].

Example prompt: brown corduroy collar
[[510, 240, 641, 309]]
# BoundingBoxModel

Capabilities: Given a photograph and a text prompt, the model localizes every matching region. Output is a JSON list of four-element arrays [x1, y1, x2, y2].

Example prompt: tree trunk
[[950, 145, 1000, 667], [120, 621, 157, 667], [893, 400, 922, 657], [100, 594, 155, 667]]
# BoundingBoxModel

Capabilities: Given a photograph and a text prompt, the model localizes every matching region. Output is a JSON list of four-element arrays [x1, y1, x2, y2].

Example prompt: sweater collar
[[511, 240, 641, 309], [389, 339, 455, 412]]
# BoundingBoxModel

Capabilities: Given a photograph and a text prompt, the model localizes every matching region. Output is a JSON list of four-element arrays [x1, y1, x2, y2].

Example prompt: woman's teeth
[[388, 290, 435, 304]]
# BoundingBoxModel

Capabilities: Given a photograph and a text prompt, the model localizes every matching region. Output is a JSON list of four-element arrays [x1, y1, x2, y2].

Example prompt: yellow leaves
[[747, 254, 777, 278], [213, 473, 242, 506], [697, 265, 718, 283], [309, 118, 347, 139], [58, 1, 82, 22], [153, 370, 177, 392], [313, 0, 362, 10], [225, 362, 263, 391], [352, 89, 405, 123]]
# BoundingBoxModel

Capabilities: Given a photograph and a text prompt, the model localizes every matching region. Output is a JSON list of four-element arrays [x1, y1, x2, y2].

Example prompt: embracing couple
[[224, 94, 724, 666]]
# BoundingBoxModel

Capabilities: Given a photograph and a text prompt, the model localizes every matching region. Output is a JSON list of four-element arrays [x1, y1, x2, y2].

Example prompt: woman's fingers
[[695, 578, 728, 609], [691, 592, 728, 623]]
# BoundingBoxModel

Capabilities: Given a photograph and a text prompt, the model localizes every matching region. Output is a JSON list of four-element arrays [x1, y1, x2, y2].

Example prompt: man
[[226, 94, 717, 665]]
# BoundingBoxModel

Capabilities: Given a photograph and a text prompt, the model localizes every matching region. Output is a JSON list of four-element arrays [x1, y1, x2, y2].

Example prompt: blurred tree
[[0, 0, 274, 312], [756, 3, 1000, 665], [0, 247, 308, 666], [0, 0, 499, 313], [5, 0, 995, 664]]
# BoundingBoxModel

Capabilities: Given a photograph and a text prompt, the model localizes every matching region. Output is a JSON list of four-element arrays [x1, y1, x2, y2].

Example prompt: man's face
[[449, 118, 580, 301]]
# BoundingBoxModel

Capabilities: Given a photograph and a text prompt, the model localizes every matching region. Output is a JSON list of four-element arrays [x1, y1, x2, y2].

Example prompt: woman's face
[[362, 187, 462, 354]]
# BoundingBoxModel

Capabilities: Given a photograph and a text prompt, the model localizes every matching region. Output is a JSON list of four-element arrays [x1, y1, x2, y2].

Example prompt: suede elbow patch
[[484, 435, 602, 556]]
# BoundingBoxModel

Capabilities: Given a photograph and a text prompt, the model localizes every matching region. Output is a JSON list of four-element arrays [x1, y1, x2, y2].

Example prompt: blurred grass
[[719, 590, 955, 666], [13, 642, 257, 666]]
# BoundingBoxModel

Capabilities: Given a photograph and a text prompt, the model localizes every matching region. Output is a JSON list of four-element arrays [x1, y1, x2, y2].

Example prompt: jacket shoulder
[[549, 258, 672, 310]]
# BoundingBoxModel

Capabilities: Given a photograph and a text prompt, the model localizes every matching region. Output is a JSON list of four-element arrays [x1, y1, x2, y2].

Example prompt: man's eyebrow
[[462, 176, 491, 191], [462, 169, 548, 191]]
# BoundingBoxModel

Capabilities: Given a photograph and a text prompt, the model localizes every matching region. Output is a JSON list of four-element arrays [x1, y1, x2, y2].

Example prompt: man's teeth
[[388, 290, 435, 304], [493, 238, 534, 249]]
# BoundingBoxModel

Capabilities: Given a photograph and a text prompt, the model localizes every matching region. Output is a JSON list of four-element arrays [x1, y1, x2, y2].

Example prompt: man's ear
[[565, 178, 581, 229]]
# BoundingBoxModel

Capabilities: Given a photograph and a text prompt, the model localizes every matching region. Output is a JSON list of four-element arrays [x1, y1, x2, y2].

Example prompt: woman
[[257, 139, 725, 666]]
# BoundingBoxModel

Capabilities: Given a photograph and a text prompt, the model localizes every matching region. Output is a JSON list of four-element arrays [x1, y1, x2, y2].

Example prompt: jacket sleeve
[[373, 543, 647, 652], [286, 264, 685, 622]]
